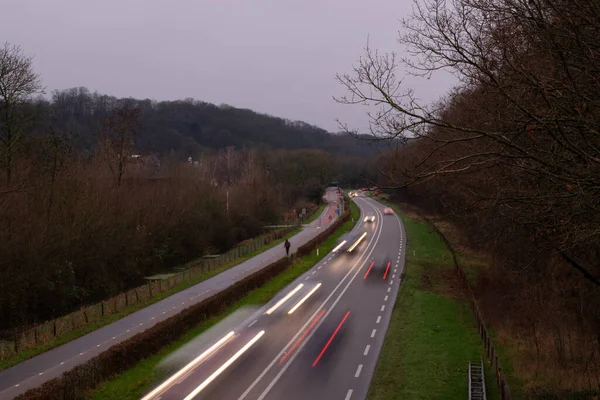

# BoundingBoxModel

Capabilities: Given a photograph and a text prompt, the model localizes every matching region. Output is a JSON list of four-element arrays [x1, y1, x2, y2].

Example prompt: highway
[[0, 189, 342, 399], [142, 193, 406, 400]]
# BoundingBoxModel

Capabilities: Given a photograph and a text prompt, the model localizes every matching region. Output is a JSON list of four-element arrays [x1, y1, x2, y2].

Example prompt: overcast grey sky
[[1, 0, 455, 132]]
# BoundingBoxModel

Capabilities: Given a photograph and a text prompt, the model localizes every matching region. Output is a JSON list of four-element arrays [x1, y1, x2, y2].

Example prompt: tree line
[[338, 0, 600, 394], [0, 43, 354, 332]]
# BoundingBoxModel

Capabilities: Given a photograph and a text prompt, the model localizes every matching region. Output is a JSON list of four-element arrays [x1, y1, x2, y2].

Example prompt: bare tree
[[336, 0, 600, 285], [0, 42, 44, 188], [98, 107, 141, 187]]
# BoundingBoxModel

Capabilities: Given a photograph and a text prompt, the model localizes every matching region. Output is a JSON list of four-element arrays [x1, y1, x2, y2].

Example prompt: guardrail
[[0, 227, 294, 362]]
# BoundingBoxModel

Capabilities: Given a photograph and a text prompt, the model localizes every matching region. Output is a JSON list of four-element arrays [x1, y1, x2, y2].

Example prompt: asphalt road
[[145, 193, 406, 400], [0, 189, 342, 399]]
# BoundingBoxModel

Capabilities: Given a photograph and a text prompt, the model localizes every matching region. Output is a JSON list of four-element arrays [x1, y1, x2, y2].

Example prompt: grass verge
[[86, 201, 360, 400], [0, 228, 300, 371], [366, 201, 501, 400]]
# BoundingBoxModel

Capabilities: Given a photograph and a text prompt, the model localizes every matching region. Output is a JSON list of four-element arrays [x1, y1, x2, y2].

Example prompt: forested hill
[[35, 87, 377, 159]]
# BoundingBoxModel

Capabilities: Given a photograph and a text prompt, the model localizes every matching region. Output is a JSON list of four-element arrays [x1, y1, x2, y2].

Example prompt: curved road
[[0, 189, 342, 399], [143, 193, 406, 400]]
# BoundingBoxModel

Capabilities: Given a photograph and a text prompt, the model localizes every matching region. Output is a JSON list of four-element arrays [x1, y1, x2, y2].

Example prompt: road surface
[[143, 193, 406, 400], [0, 189, 342, 399]]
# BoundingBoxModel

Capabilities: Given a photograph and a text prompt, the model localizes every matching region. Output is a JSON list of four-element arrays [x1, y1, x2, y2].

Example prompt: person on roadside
[[284, 239, 291, 256]]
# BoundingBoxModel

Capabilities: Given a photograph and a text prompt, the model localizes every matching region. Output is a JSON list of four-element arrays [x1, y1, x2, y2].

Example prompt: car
[[364, 215, 375, 222], [383, 208, 394, 215]]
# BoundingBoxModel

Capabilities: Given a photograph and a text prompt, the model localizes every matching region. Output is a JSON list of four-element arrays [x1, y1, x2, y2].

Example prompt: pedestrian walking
[[284, 239, 291, 256]]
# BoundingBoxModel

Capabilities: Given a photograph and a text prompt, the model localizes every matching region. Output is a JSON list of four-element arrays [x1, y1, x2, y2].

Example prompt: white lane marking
[[311, 271, 316, 275], [371, 329, 377, 338], [139, 323, 143, 326], [318, 266, 322, 269], [244, 202, 383, 400], [364, 345, 370, 355], [392, 274, 395, 279], [38, 372, 43, 376], [79, 352, 84, 356], [162, 311, 166, 314], [151, 317, 155, 320], [381, 305, 385, 312], [376, 316, 381, 324], [60, 362, 64, 365], [112, 336, 116, 339], [248, 320, 257, 327], [126, 329, 130, 332], [305, 276, 310, 280], [355, 364, 363, 378], [384, 295, 388, 301], [389, 280, 393, 285], [345, 389, 353, 400], [96, 344, 101, 347], [387, 287, 391, 292], [14, 384, 19, 387]]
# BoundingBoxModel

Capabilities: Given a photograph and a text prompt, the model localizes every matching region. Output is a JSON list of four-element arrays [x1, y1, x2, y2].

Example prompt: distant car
[[364, 215, 375, 222], [383, 208, 394, 215]]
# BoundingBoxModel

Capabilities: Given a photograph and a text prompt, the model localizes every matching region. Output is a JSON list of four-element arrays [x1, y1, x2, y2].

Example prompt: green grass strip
[[87, 201, 360, 400], [366, 202, 501, 400], [0, 228, 299, 371]]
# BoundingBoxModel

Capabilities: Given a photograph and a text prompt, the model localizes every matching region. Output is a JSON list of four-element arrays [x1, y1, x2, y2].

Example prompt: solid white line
[[376, 316, 381, 324], [345, 389, 353, 400], [355, 364, 363, 378], [243, 200, 383, 400], [371, 329, 377, 338], [381, 305, 385, 312], [364, 345, 370, 355]]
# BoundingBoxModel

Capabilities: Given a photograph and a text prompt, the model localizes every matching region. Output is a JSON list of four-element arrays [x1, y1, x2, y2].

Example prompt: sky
[[0, 0, 455, 133]]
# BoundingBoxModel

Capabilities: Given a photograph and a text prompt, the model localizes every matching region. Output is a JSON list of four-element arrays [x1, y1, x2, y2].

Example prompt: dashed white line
[[304, 276, 310, 280], [345, 389, 353, 400], [384, 295, 388, 301], [387, 287, 391, 292], [381, 305, 385, 312], [96, 344, 101, 347], [79, 352, 84, 356], [162, 311, 166, 314], [389, 280, 393, 285], [364, 344, 370, 355], [354, 364, 363, 378], [126, 329, 130, 332], [371, 329, 377, 338], [376, 316, 381, 324], [392, 274, 395, 279], [112, 336, 116, 340], [311, 271, 316, 275], [151, 317, 155, 320], [60, 362, 64, 365], [248, 320, 258, 327], [318, 266, 322, 269], [14, 384, 19, 387], [181, 302, 185, 305], [38, 372, 43, 376], [139, 323, 143, 326]]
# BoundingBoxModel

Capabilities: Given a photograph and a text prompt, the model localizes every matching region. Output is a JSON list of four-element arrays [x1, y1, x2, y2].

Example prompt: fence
[[0, 227, 294, 361], [420, 214, 512, 400]]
